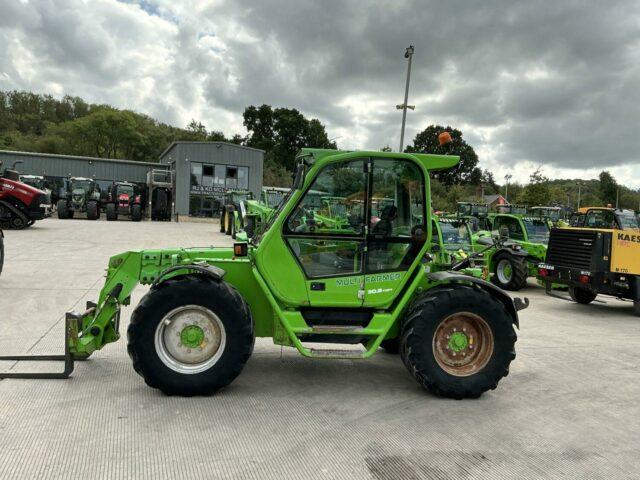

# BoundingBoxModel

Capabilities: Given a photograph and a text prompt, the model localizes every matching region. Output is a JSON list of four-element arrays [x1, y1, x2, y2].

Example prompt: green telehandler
[[483, 213, 550, 290], [0, 147, 527, 399], [244, 187, 290, 237]]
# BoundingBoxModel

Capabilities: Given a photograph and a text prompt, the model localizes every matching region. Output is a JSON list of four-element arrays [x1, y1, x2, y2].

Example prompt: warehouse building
[[158, 142, 264, 218], [0, 141, 264, 219]]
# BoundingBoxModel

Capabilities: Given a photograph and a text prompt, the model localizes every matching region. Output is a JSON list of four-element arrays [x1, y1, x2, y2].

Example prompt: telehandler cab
[[0, 148, 527, 399]]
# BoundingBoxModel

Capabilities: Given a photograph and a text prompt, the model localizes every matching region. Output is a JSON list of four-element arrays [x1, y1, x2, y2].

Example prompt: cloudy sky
[[1, 0, 639, 186]]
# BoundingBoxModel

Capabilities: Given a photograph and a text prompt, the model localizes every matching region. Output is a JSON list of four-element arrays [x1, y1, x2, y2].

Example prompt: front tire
[[568, 286, 597, 304], [401, 286, 517, 399], [86, 201, 99, 220], [491, 253, 528, 291], [131, 204, 142, 222], [106, 203, 117, 221], [57, 199, 69, 219], [127, 275, 254, 395]]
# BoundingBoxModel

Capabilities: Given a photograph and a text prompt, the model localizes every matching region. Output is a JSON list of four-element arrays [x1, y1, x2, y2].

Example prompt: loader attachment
[[0, 251, 143, 379], [0, 312, 80, 379]]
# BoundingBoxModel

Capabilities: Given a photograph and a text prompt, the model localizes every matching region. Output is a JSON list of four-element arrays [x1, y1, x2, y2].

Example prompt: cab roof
[[298, 148, 460, 171]]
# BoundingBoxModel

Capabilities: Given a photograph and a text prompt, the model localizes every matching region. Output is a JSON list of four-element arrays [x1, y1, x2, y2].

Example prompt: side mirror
[[292, 162, 306, 190]]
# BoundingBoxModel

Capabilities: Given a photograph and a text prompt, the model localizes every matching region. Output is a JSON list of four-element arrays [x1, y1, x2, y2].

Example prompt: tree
[[405, 125, 481, 186], [521, 167, 550, 206], [243, 104, 336, 172], [599, 171, 618, 206]]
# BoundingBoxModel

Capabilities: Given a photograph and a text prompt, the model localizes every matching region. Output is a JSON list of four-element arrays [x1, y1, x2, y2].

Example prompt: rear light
[[538, 268, 549, 277], [578, 274, 590, 284], [234, 243, 248, 257]]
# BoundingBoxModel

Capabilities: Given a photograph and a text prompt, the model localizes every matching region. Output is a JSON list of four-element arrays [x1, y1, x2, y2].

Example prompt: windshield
[[616, 211, 640, 230], [72, 180, 92, 191], [265, 191, 285, 208], [440, 221, 472, 251], [22, 177, 45, 189], [523, 219, 550, 243], [118, 185, 134, 196]]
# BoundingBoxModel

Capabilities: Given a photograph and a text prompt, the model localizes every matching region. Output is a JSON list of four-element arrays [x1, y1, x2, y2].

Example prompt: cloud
[[0, 0, 639, 185]]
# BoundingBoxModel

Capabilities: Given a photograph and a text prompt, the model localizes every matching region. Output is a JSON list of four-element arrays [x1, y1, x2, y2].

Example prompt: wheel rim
[[154, 305, 226, 374], [224, 213, 229, 231], [496, 259, 513, 284], [432, 312, 494, 377]]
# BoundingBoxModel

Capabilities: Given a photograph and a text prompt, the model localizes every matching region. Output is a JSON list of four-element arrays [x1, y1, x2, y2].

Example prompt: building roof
[[159, 141, 265, 159], [484, 194, 508, 205], [0, 149, 164, 168]]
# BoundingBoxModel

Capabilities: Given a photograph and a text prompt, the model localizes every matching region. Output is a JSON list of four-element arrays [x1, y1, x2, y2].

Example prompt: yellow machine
[[538, 207, 640, 314]]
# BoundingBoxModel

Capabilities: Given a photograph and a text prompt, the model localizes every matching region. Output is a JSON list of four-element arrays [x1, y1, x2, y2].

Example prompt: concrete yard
[[1, 218, 639, 480]]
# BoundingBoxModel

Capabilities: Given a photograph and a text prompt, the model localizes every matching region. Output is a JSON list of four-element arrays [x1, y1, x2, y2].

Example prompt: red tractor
[[106, 181, 143, 222], [0, 161, 51, 229]]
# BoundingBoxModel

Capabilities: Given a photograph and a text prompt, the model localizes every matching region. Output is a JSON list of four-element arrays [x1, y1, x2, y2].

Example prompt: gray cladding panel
[[0, 151, 163, 183]]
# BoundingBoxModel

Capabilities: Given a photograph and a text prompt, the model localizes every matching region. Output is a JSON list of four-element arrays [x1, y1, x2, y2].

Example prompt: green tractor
[[456, 202, 492, 232], [483, 213, 550, 290], [219, 190, 254, 239], [244, 187, 290, 238], [57, 177, 101, 220], [430, 216, 484, 278], [529, 206, 562, 227], [2, 148, 528, 399]]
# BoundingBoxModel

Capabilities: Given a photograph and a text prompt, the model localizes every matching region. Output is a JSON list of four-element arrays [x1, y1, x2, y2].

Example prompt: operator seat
[[372, 205, 397, 237]]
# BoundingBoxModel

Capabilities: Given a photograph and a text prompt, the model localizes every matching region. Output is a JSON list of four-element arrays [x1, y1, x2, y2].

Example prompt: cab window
[[367, 159, 425, 272], [494, 216, 525, 241]]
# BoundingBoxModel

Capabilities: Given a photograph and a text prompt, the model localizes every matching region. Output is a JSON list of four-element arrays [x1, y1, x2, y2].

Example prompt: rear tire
[[491, 253, 528, 291], [57, 199, 69, 219], [401, 286, 517, 399], [127, 275, 254, 395], [225, 209, 233, 235], [106, 203, 117, 221], [86, 201, 99, 220], [634, 301, 640, 317], [131, 204, 142, 222], [219, 210, 226, 232], [568, 286, 597, 304], [245, 216, 256, 238]]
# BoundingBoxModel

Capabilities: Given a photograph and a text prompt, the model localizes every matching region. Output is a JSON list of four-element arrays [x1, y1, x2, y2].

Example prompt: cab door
[[282, 158, 368, 307], [363, 158, 428, 308]]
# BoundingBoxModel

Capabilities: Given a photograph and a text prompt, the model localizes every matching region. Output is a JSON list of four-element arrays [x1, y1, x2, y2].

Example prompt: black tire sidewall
[[492, 253, 527, 291], [128, 277, 254, 395], [402, 287, 516, 398]]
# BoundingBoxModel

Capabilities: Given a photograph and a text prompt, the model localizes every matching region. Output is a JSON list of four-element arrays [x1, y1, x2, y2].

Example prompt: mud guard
[[151, 263, 226, 288], [427, 271, 528, 328]]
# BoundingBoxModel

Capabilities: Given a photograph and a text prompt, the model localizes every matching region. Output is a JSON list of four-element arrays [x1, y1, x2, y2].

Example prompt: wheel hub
[[448, 331, 469, 352], [433, 312, 494, 377], [154, 305, 226, 374], [180, 325, 205, 349]]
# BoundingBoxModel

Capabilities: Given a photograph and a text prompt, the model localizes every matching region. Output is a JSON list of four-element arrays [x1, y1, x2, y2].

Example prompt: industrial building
[[158, 142, 264, 218], [0, 142, 264, 219]]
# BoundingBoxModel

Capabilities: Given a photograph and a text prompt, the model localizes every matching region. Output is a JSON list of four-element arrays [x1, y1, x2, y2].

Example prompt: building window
[[226, 167, 238, 188], [188, 161, 251, 217], [214, 165, 226, 186], [238, 167, 248, 189]]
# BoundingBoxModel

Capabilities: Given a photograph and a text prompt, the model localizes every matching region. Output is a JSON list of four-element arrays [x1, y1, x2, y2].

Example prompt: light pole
[[576, 182, 583, 210], [504, 174, 512, 202], [397, 45, 415, 152]]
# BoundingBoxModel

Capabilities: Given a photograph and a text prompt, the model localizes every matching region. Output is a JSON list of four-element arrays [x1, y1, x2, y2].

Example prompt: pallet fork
[[0, 310, 85, 379]]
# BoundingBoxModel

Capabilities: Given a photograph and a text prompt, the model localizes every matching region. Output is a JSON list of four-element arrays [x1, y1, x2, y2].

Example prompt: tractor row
[[57, 178, 143, 222]]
